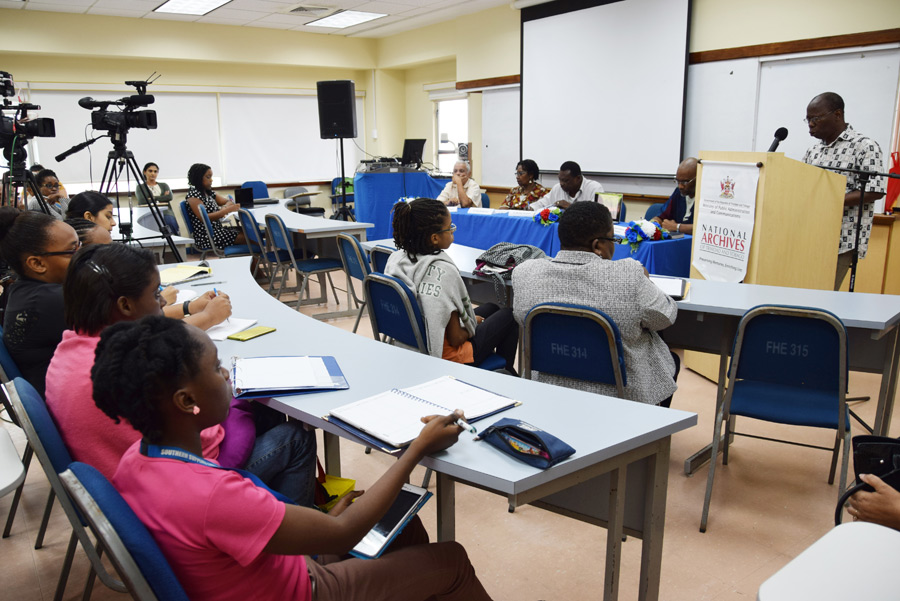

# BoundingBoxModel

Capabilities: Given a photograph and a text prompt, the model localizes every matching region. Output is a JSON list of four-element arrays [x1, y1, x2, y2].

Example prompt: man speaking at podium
[[802, 92, 885, 290]]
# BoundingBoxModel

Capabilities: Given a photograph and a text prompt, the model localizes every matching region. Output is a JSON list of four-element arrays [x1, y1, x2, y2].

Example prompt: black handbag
[[834, 435, 900, 525], [473, 243, 546, 306]]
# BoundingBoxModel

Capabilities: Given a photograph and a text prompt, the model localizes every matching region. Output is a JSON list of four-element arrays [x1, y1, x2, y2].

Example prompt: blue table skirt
[[354, 171, 449, 240], [450, 209, 692, 277]]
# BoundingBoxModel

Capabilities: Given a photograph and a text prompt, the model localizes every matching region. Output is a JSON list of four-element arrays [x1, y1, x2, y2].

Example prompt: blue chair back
[[237, 208, 265, 251], [264, 213, 295, 258], [0, 325, 23, 382], [364, 273, 428, 353], [644, 202, 665, 221], [481, 192, 490, 208], [61, 462, 190, 601], [523, 303, 627, 395], [242, 180, 270, 200], [179, 200, 195, 236], [731, 305, 846, 392], [337, 233, 370, 284], [370, 246, 394, 273]]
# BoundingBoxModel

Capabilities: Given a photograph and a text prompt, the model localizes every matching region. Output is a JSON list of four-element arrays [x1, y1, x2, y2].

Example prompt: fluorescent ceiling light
[[306, 10, 385, 29], [154, 0, 232, 16]]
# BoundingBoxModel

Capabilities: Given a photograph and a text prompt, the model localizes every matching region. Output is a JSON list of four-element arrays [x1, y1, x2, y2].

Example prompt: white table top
[[113, 206, 193, 247], [248, 199, 373, 238], [758, 522, 900, 600], [196, 257, 697, 496]]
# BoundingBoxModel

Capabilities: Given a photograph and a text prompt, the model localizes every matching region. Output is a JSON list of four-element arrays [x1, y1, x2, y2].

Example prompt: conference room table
[[118, 206, 193, 262], [195, 256, 696, 601], [353, 170, 449, 240], [247, 199, 374, 319], [663, 279, 900, 474]]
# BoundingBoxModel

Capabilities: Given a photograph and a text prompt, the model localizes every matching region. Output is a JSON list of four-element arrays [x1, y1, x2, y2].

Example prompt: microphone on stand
[[767, 127, 789, 152]]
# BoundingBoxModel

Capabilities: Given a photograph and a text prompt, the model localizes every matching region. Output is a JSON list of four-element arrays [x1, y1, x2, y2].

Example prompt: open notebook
[[328, 376, 519, 452]]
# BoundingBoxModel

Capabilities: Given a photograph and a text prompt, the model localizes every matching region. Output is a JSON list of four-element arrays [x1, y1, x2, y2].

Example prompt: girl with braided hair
[[64, 217, 113, 246], [386, 198, 518, 373], [92, 315, 492, 601], [44, 243, 317, 505]]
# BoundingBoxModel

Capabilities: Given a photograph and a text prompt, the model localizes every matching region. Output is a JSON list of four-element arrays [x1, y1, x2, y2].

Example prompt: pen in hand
[[455, 416, 476, 435], [214, 288, 230, 322]]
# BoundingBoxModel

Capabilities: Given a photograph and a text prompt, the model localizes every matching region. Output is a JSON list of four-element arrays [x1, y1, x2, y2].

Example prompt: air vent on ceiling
[[282, 4, 335, 16]]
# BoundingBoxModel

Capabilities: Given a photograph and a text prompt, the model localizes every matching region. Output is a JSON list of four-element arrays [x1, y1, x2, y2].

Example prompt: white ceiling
[[0, 0, 513, 38]]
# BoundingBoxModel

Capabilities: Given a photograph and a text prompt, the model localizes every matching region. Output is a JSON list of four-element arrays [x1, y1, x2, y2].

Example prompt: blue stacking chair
[[481, 192, 490, 208], [336, 233, 372, 333], [369, 245, 394, 274], [192, 203, 252, 260], [241, 180, 276, 202], [5, 378, 125, 601], [0, 326, 47, 542], [237, 208, 274, 281], [60, 463, 190, 601], [644, 202, 665, 221], [264, 213, 342, 309], [521, 303, 627, 397], [700, 305, 851, 532]]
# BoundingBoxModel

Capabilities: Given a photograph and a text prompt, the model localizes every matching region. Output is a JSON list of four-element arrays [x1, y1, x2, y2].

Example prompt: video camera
[[78, 77, 158, 132], [1, 71, 56, 164]]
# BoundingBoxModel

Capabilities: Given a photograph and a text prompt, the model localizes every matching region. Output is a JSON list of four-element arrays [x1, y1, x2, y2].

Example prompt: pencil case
[[475, 418, 575, 469]]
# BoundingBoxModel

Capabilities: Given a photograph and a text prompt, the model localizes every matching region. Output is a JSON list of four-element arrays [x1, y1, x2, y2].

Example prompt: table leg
[[639, 439, 670, 601], [874, 327, 900, 436], [684, 334, 731, 475], [604, 467, 626, 601], [436, 472, 456, 542], [323, 432, 341, 477]]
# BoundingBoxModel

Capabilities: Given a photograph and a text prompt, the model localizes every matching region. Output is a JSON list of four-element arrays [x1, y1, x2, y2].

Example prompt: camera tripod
[[331, 137, 355, 221], [97, 129, 183, 262], [1, 141, 52, 216]]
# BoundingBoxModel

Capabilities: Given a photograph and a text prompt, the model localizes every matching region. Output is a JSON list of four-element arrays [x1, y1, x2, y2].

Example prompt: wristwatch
[[183, 299, 191, 316], [676, 223, 681, 233]]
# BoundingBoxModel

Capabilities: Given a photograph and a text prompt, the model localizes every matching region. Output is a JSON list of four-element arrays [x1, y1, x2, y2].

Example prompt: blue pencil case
[[475, 418, 575, 469]]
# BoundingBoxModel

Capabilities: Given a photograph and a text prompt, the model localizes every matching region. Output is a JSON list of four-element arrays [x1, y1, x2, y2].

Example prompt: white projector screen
[[521, 0, 690, 177]]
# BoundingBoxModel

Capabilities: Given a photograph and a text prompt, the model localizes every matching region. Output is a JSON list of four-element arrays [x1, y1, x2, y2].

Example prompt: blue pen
[[213, 288, 230, 322]]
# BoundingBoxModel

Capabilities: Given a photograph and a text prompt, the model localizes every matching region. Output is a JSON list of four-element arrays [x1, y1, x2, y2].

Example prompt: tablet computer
[[350, 483, 432, 559]]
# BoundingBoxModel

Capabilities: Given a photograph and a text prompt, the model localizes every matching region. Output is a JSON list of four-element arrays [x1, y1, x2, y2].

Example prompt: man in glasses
[[802, 91, 885, 290], [652, 157, 697, 235], [512, 201, 679, 407]]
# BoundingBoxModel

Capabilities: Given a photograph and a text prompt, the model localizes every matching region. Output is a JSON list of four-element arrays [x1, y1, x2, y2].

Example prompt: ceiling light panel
[[306, 10, 385, 29], [154, 0, 232, 16]]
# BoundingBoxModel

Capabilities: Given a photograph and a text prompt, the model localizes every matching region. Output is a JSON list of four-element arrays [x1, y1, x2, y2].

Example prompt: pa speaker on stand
[[317, 80, 357, 222]]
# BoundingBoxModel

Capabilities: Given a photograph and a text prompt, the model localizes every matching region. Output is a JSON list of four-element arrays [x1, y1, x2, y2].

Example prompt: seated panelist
[[498, 159, 549, 211], [652, 157, 697, 235], [529, 160, 604, 211], [437, 161, 482, 208]]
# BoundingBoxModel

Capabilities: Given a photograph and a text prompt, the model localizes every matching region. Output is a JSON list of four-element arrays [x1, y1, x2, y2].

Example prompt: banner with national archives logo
[[691, 161, 760, 283]]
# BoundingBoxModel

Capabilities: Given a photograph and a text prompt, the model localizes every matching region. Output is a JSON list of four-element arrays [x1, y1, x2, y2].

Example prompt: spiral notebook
[[328, 375, 519, 451]]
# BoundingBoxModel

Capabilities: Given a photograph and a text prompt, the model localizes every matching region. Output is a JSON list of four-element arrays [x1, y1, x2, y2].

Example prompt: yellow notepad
[[159, 265, 212, 286]]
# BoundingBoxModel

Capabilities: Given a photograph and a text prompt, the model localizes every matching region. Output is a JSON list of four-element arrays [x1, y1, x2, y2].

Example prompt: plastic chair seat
[[730, 380, 845, 430], [222, 244, 252, 257], [477, 354, 506, 372]]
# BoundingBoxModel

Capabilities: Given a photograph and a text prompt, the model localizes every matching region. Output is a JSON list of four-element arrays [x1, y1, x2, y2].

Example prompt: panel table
[[353, 170, 449, 240], [197, 257, 697, 601]]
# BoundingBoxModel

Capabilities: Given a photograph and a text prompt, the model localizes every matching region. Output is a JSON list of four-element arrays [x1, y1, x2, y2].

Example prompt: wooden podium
[[685, 150, 846, 380]]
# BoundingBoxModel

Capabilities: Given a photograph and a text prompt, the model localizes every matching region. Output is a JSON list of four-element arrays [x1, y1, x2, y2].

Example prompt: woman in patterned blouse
[[185, 163, 246, 250], [499, 159, 548, 211]]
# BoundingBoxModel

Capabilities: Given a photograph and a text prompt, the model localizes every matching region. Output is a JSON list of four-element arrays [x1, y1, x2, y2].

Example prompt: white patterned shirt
[[529, 178, 605, 211], [802, 124, 885, 258]]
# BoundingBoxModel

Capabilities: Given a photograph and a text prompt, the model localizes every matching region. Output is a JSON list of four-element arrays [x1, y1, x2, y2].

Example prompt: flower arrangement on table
[[620, 219, 670, 253], [533, 207, 561, 226]]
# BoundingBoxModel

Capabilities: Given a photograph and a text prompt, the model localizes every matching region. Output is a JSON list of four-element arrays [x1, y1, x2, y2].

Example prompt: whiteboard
[[521, 0, 690, 177], [481, 87, 520, 187], [23, 89, 365, 188]]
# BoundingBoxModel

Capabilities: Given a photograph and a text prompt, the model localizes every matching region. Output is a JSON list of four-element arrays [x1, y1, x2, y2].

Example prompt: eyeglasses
[[514, 171, 527, 177], [40, 183, 60, 190], [804, 111, 835, 125], [673, 177, 696, 186], [38, 240, 81, 257], [594, 236, 617, 244], [437, 223, 457, 234]]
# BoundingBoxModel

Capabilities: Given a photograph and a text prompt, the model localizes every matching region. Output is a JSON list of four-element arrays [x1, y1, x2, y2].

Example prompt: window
[[435, 98, 467, 174]]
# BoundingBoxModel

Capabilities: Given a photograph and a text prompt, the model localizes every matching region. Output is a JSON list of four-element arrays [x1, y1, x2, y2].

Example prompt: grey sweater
[[385, 250, 476, 358]]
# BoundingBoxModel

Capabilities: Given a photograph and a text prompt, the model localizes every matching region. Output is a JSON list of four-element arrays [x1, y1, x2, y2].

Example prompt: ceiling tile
[[26, 0, 93, 5], [91, 0, 160, 8], [87, 7, 150, 17], [205, 7, 271, 19], [0, 0, 25, 9], [142, 11, 202, 22], [24, 2, 89, 13]]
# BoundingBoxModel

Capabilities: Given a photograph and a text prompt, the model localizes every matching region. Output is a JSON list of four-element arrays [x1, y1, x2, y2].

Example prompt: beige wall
[[690, 0, 900, 52], [403, 61, 457, 169]]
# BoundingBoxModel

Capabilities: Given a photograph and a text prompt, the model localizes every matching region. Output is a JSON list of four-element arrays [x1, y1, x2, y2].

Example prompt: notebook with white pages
[[649, 275, 689, 300], [230, 356, 347, 398], [328, 375, 519, 450]]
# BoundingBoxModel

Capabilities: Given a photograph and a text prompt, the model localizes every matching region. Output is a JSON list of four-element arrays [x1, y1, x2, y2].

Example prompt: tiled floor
[[1, 266, 896, 600]]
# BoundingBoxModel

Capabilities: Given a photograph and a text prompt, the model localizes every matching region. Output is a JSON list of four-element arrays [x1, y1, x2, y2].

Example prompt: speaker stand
[[332, 137, 355, 222]]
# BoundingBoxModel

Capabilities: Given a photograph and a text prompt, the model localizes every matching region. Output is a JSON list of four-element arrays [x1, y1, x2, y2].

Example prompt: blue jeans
[[243, 421, 317, 507]]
